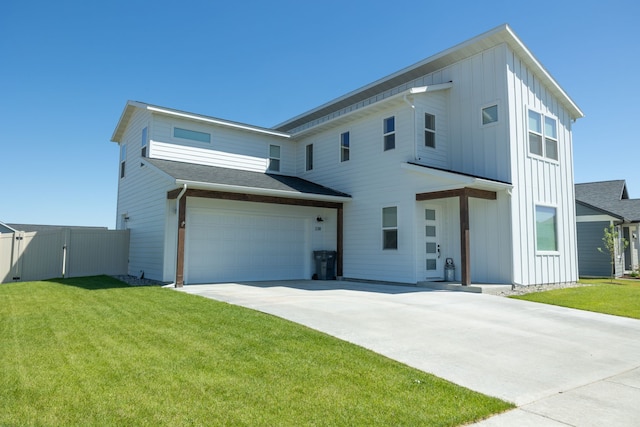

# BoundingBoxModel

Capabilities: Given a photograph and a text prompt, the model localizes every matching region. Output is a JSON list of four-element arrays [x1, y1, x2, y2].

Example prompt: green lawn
[[512, 278, 640, 319], [0, 276, 512, 426]]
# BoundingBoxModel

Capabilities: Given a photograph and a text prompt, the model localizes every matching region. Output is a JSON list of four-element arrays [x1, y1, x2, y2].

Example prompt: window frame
[[382, 206, 398, 250], [424, 112, 436, 148], [535, 204, 559, 253], [173, 126, 211, 144], [268, 144, 281, 172], [481, 103, 499, 127], [141, 127, 148, 157], [527, 108, 559, 162], [383, 116, 395, 151], [305, 143, 313, 171], [340, 131, 350, 162], [119, 144, 126, 179]]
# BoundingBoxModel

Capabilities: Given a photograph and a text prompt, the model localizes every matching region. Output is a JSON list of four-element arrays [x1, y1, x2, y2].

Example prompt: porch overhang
[[409, 163, 512, 286]]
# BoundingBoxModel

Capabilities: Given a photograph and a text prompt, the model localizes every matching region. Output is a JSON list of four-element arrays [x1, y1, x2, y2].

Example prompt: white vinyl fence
[[1, 229, 129, 283]]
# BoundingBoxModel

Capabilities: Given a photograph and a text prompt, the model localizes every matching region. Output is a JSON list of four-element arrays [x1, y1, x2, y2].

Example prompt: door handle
[[437, 244, 441, 258]]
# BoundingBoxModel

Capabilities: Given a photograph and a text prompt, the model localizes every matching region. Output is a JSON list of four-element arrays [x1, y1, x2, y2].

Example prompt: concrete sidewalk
[[176, 280, 640, 426]]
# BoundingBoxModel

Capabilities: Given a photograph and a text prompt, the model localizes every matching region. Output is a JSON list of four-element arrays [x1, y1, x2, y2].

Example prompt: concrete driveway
[[176, 280, 640, 426]]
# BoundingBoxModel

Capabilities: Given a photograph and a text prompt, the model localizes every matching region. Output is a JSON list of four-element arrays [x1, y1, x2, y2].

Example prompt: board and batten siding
[[506, 45, 578, 285], [576, 221, 615, 277], [116, 108, 175, 282], [149, 114, 294, 174]]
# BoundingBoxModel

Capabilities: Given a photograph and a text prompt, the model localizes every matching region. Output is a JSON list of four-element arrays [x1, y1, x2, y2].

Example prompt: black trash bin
[[313, 250, 337, 280]]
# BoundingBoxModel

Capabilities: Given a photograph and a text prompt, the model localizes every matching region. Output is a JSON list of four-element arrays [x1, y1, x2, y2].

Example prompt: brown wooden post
[[337, 204, 343, 277], [175, 195, 186, 287], [459, 192, 471, 286]]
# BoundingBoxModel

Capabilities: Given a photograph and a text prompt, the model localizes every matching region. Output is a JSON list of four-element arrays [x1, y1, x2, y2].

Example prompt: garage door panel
[[186, 207, 309, 284]]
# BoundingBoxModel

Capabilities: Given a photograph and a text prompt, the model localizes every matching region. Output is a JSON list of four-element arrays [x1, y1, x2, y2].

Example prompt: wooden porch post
[[459, 192, 471, 286], [175, 195, 186, 288], [337, 204, 343, 277]]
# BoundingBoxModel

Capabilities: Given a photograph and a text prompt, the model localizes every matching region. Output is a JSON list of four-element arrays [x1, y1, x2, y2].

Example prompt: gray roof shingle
[[147, 158, 351, 199], [575, 180, 640, 222]]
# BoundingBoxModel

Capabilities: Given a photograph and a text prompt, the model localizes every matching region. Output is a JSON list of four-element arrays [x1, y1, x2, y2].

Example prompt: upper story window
[[528, 110, 558, 161], [482, 104, 498, 125], [535, 205, 558, 252], [382, 206, 398, 250], [141, 127, 148, 157], [340, 131, 350, 162], [305, 144, 313, 171], [268, 144, 280, 172], [424, 113, 436, 148], [120, 144, 126, 179], [383, 116, 395, 151], [173, 127, 211, 143]]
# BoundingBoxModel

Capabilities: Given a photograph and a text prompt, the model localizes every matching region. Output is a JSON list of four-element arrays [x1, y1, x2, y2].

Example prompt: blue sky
[[1, 0, 638, 228]]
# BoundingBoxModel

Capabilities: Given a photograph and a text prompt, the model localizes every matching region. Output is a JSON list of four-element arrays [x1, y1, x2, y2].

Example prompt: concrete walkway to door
[[176, 280, 640, 426]]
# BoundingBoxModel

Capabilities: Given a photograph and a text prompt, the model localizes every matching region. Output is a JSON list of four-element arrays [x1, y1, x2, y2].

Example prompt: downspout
[[175, 184, 188, 287], [403, 93, 418, 161]]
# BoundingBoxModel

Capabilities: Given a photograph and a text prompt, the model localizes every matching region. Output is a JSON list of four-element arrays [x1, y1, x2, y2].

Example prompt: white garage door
[[185, 207, 309, 283]]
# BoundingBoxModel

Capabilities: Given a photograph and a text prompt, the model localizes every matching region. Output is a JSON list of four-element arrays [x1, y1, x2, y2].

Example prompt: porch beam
[[337, 205, 344, 277], [167, 188, 343, 209], [459, 193, 471, 286], [416, 187, 497, 202]]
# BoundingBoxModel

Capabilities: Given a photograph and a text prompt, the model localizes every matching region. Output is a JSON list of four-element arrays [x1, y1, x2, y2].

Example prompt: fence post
[[62, 228, 71, 278], [11, 232, 24, 281]]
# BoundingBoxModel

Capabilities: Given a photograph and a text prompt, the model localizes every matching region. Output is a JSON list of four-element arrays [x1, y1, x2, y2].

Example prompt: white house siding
[[149, 114, 295, 174], [116, 108, 175, 282], [506, 46, 578, 286], [414, 91, 449, 169]]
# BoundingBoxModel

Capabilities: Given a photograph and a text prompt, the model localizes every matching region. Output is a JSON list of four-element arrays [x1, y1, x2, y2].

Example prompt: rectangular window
[[340, 132, 350, 162], [173, 127, 211, 143], [305, 144, 313, 171], [424, 113, 436, 148], [528, 109, 558, 161], [268, 144, 280, 172], [536, 205, 558, 251], [119, 144, 126, 179], [482, 104, 498, 125], [382, 206, 398, 250], [383, 116, 395, 151], [141, 127, 148, 157]]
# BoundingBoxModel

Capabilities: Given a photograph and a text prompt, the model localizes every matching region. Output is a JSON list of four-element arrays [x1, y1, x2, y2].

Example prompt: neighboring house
[[575, 180, 640, 277], [111, 24, 583, 287], [1, 224, 108, 233]]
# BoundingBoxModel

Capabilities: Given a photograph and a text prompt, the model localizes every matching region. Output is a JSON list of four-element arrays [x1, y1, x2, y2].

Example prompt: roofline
[[274, 24, 583, 132], [575, 200, 625, 221], [111, 101, 291, 143], [175, 179, 352, 203], [401, 163, 513, 192], [0, 221, 18, 232]]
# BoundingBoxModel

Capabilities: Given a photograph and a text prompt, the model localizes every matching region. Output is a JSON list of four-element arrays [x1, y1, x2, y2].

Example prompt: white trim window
[[528, 110, 558, 161], [268, 144, 281, 172], [383, 116, 395, 151], [482, 104, 499, 126], [119, 144, 126, 179], [141, 127, 148, 157], [305, 144, 313, 171], [424, 113, 436, 148], [340, 131, 350, 162], [382, 206, 398, 250], [173, 127, 211, 143], [535, 205, 558, 252]]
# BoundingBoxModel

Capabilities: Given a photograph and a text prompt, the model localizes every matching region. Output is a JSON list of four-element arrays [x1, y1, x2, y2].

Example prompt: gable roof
[[575, 180, 640, 222], [275, 24, 584, 133], [145, 158, 351, 202]]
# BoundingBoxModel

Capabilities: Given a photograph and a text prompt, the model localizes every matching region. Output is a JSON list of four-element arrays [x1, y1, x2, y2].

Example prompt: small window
[[382, 206, 398, 250], [173, 127, 211, 143], [482, 104, 498, 125], [141, 127, 148, 157], [424, 113, 436, 148], [536, 205, 557, 252], [528, 109, 558, 161], [119, 144, 126, 179], [383, 116, 395, 151], [340, 132, 350, 162], [305, 144, 313, 171], [268, 145, 280, 172]]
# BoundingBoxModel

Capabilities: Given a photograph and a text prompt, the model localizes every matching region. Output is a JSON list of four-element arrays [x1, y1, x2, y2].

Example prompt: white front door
[[424, 206, 443, 280]]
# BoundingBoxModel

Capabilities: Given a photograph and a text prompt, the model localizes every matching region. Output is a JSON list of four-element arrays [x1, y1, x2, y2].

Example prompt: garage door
[[185, 207, 309, 283]]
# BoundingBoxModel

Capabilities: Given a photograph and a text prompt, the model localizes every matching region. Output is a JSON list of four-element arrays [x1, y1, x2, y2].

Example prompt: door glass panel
[[426, 259, 437, 270], [425, 225, 436, 237], [426, 242, 437, 253], [425, 209, 436, 221]]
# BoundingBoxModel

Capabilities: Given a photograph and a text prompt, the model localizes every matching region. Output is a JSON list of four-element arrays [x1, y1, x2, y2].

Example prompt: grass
[[0, 276, 512, 426], [511, 278, 640, 319]]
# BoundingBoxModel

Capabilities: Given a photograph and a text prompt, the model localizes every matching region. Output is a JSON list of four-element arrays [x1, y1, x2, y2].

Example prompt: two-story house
[[111, 24, 583, 287]]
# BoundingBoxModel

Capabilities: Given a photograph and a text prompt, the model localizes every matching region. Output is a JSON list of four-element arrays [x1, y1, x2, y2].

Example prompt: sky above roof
[[1, 0, 638, 228]]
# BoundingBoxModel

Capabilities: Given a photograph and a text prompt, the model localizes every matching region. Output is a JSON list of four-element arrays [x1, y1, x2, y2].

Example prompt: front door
[[424, 205, 443, 280]]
